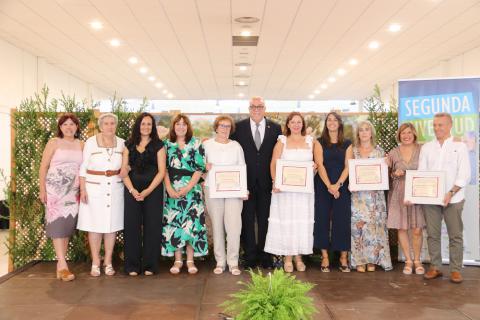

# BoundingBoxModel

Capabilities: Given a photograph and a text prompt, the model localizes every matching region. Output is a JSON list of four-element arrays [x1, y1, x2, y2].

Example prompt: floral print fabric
[[161, 137, 208, 257]]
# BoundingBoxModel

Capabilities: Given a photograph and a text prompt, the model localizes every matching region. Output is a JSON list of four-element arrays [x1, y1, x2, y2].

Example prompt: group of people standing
[[39, 96, 470, 284]]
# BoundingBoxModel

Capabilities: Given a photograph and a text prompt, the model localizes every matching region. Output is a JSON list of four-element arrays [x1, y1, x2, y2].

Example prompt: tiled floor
[[0, 261, 479, 320], [0, 230, 8, 277]]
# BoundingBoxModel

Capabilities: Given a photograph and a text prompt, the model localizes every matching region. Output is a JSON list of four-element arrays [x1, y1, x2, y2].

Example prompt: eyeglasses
[[218, 124, 231, 129], [249, 104, 265, 110]]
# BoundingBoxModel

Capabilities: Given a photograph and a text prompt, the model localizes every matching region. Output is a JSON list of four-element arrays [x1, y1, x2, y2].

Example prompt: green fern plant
[[221, 269, 317, 320]]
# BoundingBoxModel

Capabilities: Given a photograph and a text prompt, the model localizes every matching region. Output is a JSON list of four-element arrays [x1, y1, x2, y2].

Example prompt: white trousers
[[205, 188, 243, 268]]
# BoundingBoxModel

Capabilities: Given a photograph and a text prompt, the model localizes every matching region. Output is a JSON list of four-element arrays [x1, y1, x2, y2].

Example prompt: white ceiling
[[1, 0, 480, 100]]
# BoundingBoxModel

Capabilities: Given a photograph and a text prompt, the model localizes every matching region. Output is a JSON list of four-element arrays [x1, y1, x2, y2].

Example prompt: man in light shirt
[[418, 112, 471, 283]]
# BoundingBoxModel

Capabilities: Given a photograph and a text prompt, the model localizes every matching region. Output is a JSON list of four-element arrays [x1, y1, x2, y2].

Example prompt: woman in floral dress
[[350, 120, 392, 272], [39, 113, 83, 281], [162, 114, 207, 274]]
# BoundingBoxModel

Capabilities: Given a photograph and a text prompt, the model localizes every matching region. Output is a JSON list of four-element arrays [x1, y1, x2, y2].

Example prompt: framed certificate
[[208, 165, 248, 198], [348, 158, 389, 191], [274, 160, 314, 193], [404, 170, 446, 205]]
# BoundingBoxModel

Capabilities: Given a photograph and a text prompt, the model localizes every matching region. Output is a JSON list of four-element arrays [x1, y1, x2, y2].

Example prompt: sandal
[[320, 258, 330, 273], [144, 270, 154, 276], [90, 265, 101, 277], [284, 261, 294, 273], [403, 261, 413, 275], [229, 265, 242, 276], [213, 265, 225, 275], [128, 271, 138, 276], [414, 260, 425, 275], [57, 269, 75, 281], [356, 265, 366, 273], [339, 257, 350, 273], [295, 260, 306, 272], [367, 264, 376, 272], [104, 264, 115, 276], [170, 260, 183, 275], [186, 260, 198, 274]]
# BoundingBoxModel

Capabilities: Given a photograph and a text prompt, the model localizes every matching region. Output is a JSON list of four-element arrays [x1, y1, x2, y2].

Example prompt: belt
[[86, 169, 120, 177]]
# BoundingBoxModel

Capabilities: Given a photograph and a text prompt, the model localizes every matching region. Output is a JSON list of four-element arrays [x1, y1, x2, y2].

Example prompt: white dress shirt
[[250, 118, 266, 144], [418, 136, 471, 203]]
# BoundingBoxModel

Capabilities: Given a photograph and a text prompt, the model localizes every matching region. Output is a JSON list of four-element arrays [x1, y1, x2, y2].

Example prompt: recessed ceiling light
[[155, 82, 163, 88], [109, 38, 121, 47], [349, 58, 358, 66], [308, 94, 315, 99], [328, 77, 336, 83], [239, 65, 248, 71], [238, 93, 245, 98], [139, 67, 148, 74], [148, 76, 155, 82], [234, 17, 260, 24], [314, 89, 321, 94], [167, 93, 174, 99], [368, 41, 380, 49], [320, 83, 328, 89], [90, 20, 103, 30], [337, 68, 346, 76], [162, 89, 168, 94], [388, 23, 402, 33], [128, 56, 138, 64], [238, 81, 246, 86], [240, 27, 252, 37]]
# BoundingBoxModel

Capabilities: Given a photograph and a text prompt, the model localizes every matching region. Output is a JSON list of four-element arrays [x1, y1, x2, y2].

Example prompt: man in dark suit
[[230, 96, 282, 269]]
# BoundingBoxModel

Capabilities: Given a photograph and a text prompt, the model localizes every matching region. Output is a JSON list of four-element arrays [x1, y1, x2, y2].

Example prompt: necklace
[[102, 134, 115, 162]]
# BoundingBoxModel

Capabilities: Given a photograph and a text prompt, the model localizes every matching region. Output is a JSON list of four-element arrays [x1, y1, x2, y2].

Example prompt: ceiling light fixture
[[238, 93, 245, 98], [240, 27, 252, 37], [148, 76, 155, 82], [337, 68, 346, 76], [308, 94, 315, 99], [90, 20, 103, 30], [239, 65, 248, 71], [320, 83, 328, 89], [349, 58, 358, 66], [238, 81, 246, 86], [139, 67, 148, 74], [388, 23, 402, 33], [167, 93, 174, 99], [128, 56, 138, 64], [328, 77, 336, 83], [314, 89, 321, 94], [155, 82, 163, 88], [234, 17, 260, 24], [162, 89, 168, 94], [109, 38, 121, 47], [368, 41, 380, 49]]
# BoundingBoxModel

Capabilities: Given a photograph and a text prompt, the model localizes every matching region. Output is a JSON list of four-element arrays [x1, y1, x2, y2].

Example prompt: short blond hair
[[354, 120, 376, 147], [98, 113, 118, 128]]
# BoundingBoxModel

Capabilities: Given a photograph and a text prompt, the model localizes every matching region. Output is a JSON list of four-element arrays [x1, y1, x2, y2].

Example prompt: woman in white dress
[[264, 112, 319, 272], [78, 113, 125, 277]]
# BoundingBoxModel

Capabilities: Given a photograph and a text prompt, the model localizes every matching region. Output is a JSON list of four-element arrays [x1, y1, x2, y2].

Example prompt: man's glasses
[[249, 105, 265, 110]]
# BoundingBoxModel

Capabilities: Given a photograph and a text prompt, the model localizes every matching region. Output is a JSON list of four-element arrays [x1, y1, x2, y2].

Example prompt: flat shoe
[[170, 260, 183, 275], [295, 260, 306, 272], [414, 261, 425, 275], [403, 261, 413, 275], [186, 260, 198, 274], [284, 262, 294, 273], [339, 265, 351, 273], [90, 265, 101, 277], [104, 264, 115, 276], [128, 271, 138, 276], [213, 265, 225, 275], [229, 266, 242, 276], [367, 264, 376, 272], [356, 265, 366, 273], [144, 270, 154, 276], [56, 269, 75, 281]]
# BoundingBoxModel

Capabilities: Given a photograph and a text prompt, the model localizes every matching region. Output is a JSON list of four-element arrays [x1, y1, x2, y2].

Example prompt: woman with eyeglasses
[[203, 115, 247, 276]]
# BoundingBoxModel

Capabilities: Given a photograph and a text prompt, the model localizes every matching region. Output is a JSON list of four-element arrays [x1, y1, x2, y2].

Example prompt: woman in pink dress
[[39, 114, 83, 281], [387, 123, 425, 275]]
